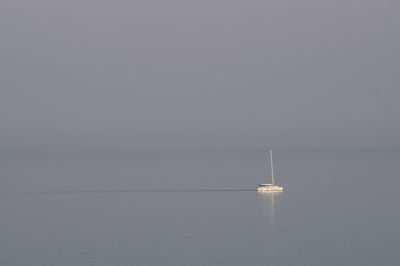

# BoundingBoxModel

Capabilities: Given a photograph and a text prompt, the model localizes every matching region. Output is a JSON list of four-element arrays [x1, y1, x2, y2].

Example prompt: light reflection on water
[[257, 192, 282, 228], [1, 151, 400, 266], [256, 192, 283, 266]]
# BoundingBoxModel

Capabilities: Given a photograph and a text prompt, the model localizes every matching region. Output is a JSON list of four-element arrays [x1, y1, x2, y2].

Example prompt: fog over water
[[1, 151, 400, 265], [1, 0, 400, 151], [1, 2, 400, 265]]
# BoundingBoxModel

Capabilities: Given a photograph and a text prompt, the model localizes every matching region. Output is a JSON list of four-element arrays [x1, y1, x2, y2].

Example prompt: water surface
[[1, 151, 399, 265]]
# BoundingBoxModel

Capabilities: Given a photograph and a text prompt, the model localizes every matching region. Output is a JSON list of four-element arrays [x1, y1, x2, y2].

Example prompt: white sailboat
[[257, 149, 283, 192]]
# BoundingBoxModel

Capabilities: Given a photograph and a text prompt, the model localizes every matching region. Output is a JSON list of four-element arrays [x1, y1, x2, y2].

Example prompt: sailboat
[[257, 149, 283, 192]]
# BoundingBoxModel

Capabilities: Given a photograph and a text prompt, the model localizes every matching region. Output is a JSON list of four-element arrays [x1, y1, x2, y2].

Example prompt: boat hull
[[257, 185, 283, 192]]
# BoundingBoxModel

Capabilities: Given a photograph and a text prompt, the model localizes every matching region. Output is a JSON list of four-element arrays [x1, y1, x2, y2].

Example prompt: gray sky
[[1, 0, 399, 151]]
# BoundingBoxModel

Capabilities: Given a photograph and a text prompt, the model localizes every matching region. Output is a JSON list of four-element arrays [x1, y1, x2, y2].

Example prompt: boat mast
[[269, 149, 275, 185]]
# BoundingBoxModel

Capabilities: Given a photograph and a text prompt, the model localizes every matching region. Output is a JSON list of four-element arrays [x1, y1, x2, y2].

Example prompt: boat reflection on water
[[257, 191, 282, 228], [257, 191, 282, 265]]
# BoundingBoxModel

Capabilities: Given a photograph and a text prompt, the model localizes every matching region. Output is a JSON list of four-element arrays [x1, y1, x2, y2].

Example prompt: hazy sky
[[1, 0, 399, 151]]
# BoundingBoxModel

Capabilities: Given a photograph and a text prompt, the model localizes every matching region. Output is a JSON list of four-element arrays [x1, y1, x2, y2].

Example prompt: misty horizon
[[2, 0, 399, 151]]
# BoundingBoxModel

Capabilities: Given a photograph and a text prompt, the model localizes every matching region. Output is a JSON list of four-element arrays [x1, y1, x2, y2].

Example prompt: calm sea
[[1, 150, 399, 266]]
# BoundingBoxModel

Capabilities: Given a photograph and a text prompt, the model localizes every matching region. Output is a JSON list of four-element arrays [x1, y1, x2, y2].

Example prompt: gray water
[[1, 150, 399, 266]]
